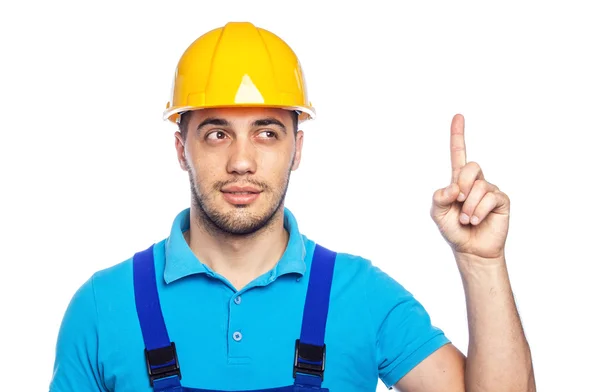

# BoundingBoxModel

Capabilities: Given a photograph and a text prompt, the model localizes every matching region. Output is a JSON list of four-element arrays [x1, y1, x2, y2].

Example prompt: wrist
[[454, 252, 509, 286], [454, 249, 506, 266]]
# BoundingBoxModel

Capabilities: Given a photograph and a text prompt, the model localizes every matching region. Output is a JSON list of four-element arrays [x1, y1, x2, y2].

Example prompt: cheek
[[189, 158, 220, 187], [261, 151, 293, 177]]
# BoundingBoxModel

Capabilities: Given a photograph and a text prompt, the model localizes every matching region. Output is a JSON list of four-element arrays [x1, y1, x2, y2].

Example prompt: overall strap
[[293, 243, 336, 389], [133, 244, 183, 392]]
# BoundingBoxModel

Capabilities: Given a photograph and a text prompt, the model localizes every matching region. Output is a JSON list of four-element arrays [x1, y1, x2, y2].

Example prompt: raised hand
[[430, 114, 510, 260]]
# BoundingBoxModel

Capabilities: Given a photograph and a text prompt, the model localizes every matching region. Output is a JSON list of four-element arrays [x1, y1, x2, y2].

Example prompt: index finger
[[450, 114, 467, 183]]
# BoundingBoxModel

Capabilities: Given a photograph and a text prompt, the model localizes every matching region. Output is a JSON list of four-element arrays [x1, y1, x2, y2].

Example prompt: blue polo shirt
[[49, 208, 450, 392]]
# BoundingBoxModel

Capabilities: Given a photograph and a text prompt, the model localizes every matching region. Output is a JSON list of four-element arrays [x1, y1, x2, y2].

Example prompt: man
[[49, 22, 535, 392]]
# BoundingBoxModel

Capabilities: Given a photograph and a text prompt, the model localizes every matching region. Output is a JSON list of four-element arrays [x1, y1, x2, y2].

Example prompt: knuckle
[[474, 179, 487, 189], [467, 161, 481, 171], [463, 196, 478, 212], [457, 170, 471, 186], [486, 191, 497, 203]]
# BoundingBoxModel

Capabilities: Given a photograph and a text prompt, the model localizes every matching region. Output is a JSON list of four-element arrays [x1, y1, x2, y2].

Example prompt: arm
[[395, 114, 536, 391], [364, 262, 455, 390], [456, 253, 535, 391], [49, 275, 107, 392], [394, 254, 535, 392]]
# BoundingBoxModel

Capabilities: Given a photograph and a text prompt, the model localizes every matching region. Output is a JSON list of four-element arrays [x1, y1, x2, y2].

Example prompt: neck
[[184, 205, 289, 290]]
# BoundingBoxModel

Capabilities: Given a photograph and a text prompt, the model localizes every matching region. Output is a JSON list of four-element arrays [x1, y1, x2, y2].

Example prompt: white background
[[1, 1, 599, 391]]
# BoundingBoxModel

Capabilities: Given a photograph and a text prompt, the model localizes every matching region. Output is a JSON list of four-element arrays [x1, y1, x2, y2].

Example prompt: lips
[[221, 185, 262, 205], [221, 185, 262, 193]]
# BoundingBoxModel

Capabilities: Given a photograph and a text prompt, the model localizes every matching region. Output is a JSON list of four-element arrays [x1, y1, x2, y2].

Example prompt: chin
[[220, 212, 271, 235]]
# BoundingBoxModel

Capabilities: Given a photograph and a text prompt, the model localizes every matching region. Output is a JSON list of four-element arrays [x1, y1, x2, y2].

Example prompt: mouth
[[220, 186, 262, 205], [221, 186, 262, 193]]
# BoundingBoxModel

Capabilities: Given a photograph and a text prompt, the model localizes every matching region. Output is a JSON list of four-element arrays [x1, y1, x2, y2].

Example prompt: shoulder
[[312, 243, 450, 387], [59, 245, 140, 320], [306, 238, 417, 312], [63, 240, 168, 337], [50, 241, 166, 391], [311, 238, 443, 333], [311, 238, 413, 295], [91, 240, 166, 293], [79, 240, 168, 342]]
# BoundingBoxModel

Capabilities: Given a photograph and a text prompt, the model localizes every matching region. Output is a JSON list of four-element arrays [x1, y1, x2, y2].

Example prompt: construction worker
[[49, 22, 535, 392]]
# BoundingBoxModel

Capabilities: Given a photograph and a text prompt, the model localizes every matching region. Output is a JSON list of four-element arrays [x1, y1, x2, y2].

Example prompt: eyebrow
[[251, 117, 287, 134], [197, 118, 231, 131], [196, 117, 288, 134]]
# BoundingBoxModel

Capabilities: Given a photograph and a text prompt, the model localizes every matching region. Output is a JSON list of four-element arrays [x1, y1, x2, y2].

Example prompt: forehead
[[188, 107, 293, 125]]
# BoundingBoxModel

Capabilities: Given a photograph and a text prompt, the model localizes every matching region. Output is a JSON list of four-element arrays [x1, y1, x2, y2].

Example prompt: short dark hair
[[178, 110, 299, 140]]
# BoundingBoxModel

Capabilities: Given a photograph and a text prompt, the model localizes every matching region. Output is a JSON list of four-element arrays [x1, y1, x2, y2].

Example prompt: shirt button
[[233, 331, 243, 342], [234, 296, 242, 305]]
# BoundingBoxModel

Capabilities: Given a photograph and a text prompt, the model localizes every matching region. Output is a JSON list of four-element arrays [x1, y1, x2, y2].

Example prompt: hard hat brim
[[164, 104, 315, 124]]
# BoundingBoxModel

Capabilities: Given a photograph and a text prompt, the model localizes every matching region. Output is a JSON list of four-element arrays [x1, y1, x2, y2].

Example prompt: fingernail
[[445, 185, 452, 195], [458, 192, 466, 201], [471, 216, 479, 225], [460, 213, 470, 224]]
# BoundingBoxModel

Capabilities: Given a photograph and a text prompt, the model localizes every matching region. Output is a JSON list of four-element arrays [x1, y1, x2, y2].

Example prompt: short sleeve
[[366, 264, 450, 388], [49, 275, 107, 392]]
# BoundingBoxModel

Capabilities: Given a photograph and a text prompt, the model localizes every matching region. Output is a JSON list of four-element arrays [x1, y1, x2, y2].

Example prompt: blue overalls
[[132, 243, 337, 392]]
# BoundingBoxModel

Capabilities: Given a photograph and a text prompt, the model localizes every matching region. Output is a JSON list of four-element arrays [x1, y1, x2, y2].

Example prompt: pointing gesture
[[430, 114, 510, 260], [450, 114, 468, 184]]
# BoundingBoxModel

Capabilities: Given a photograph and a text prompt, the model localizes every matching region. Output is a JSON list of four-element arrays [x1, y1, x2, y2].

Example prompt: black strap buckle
[[293, 339, 326, 380], [144, 342, 182, 386]]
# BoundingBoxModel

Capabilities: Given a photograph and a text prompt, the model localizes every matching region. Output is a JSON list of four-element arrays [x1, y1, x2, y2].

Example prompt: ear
[[291, 130, 304, 171], [174, 132, 188, 171]]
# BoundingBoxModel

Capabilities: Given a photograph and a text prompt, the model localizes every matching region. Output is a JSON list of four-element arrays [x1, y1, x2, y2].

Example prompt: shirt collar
[[164, 207, 307, 284]]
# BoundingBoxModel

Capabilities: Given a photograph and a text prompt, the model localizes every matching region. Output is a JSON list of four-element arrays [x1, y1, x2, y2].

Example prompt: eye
[[257, 130, 277, 139], [206, 130, 228, 140]]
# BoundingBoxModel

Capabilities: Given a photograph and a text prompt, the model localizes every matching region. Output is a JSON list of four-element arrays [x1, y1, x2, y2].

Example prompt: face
[[175, 107, 303, 236]]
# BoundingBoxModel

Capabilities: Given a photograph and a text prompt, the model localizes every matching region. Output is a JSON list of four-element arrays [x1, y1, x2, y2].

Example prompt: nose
[[226, 138, 257, 175]]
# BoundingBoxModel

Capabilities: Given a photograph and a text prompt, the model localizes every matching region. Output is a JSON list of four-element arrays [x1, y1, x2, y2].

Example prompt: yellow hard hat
[[164, 22, 315, 124]]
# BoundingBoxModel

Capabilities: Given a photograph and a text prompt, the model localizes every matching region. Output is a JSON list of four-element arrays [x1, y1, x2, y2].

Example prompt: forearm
[[455, 253, 535, 392]]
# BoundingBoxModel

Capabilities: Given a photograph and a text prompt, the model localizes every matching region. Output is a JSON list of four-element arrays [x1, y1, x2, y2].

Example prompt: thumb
[[430, 183, 459, 221]]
